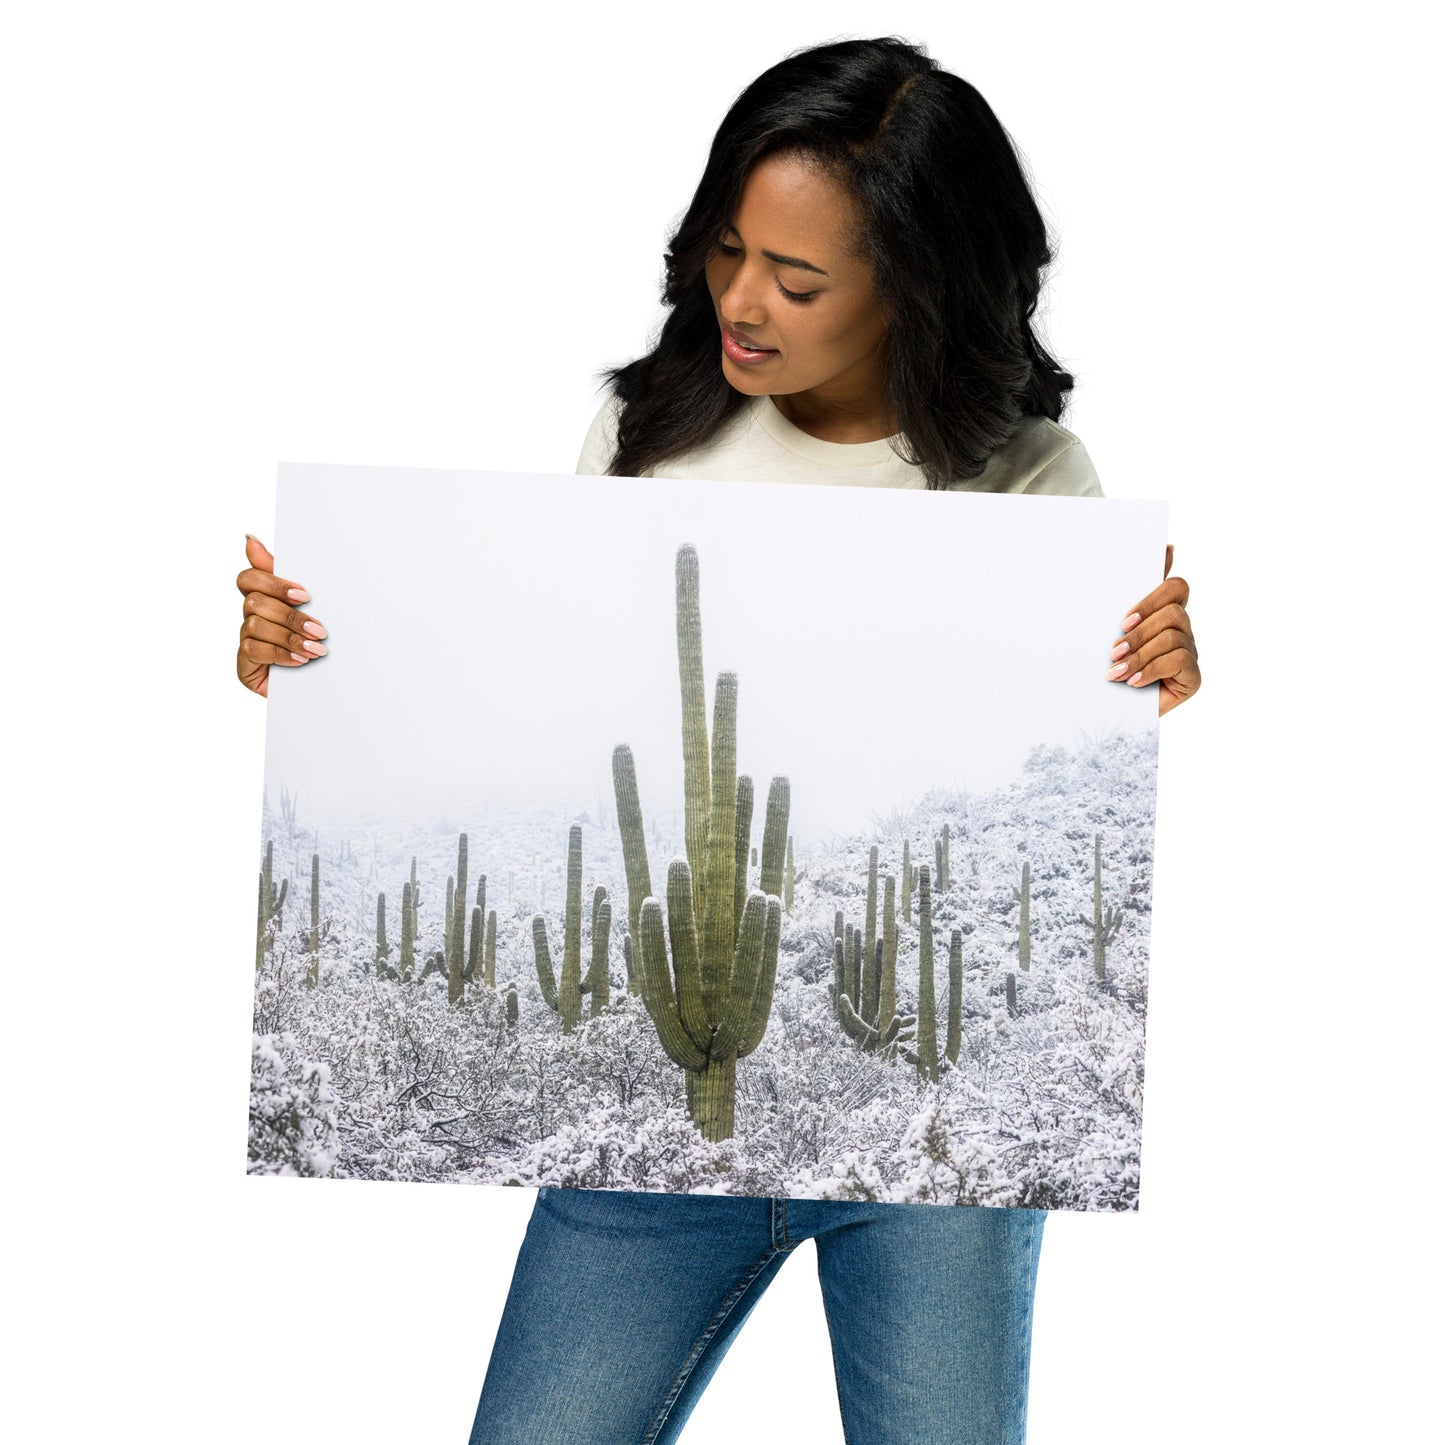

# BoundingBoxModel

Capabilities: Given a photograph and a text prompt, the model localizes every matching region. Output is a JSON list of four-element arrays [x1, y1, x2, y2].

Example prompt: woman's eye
[[717, 243, 742, 256], [775, 279, 817, 304]]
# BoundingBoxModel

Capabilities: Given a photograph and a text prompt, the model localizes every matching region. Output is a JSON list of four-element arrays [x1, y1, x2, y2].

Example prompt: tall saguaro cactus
[[613, 544, 790, 1142], [448, 832, 469, 1005], [784, 836, 795, 914], [901, 839, 912, 925], [945, 928, 963, 1066], [1013, 858, 1032, 972], [1078, 832, 1123, 982]]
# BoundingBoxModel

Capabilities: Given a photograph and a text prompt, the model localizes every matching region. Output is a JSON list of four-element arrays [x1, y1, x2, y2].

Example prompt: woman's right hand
[[236, 534, 328, 698]]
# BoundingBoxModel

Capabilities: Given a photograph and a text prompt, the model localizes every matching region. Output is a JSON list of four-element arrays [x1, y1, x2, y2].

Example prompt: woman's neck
[[767, 387, 898, 444]]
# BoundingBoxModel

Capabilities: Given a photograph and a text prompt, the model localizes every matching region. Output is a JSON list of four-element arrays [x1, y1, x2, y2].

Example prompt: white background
[[6, 3, 1437, 1442]]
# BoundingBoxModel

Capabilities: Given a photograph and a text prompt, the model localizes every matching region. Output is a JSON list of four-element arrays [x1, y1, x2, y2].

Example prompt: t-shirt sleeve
[[1023, 439, 1106, 498], [575, 392, 624, 476]]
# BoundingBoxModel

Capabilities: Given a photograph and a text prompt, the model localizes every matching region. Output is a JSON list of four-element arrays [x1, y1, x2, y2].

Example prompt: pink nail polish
[[302, 620, 327, 638], [1106, 662, 1129, 680], [1122, 612, 1141, 631], [1126, 671, 1143, 686], [287, 587, 310, 602], [1110, 641, 1129, 661]]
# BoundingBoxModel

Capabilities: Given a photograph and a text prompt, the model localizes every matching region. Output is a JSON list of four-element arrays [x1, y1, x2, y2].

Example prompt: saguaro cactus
[[255, 839, 288, 971], [613, 544, 790, 1142], [374, 893, 390, 975], [463, 875, 488, 983], [784, 836, 795, 914], [836, 876, 915, 1056], [1013, 858, 1032, 972], [901, 839, 912, 925], [484, 910, 497, 988], [1077, 832, 1123, 982], [945, 928, 963, 1066], [533, 825, 611, 1032], [399, 879, 416, 980], [448, 832, 469, 1005], [306, 851, 320, 988], [911, 864, 939, 1081]]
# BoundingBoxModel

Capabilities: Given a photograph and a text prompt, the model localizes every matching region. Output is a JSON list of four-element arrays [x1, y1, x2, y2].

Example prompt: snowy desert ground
[[250, 728, 1155, 1208], [251, 464, 1165, 1209]]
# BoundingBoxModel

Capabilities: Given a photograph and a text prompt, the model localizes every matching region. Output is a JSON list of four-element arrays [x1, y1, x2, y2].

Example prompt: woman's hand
[[1105, 543, 1200, 717], [235, 534, 328, 698]]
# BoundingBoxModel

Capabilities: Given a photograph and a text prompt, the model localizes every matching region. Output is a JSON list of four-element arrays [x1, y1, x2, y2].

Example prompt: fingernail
[[1122, 612, 1141, 631], [302, 620, 327, 638], [290, 651, 309, 663], [287, 587, 310, 602], [1126, 671, 1144, 686], [245, 532, 257, 542], [1106, 662, 1129, 680], [302, 640, 327, 656], [1110, 640, 1130, 661]]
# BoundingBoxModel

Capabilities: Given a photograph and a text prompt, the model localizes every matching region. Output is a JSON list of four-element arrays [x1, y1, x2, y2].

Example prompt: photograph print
[[249, 461, 1167, 1211]]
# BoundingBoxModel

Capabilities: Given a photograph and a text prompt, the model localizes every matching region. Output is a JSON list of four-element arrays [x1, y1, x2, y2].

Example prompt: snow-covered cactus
[[306, 851, 320, 989], [504, 981, 519, 1028], [612, 544, 791, 1143], [484, 910, 497, 988], [1012, 859, 1032, 972], [448, 832, 469, 1005], [863, 846, 879, 1016], [911, 864, 939, 1082], [835, 874, 914, 1056], [1077, 833, 1123, 982], [1005, 970, 1018, 1017], [901, 839, 912, 925], [784, 836, 795, 914], [945, 928, 963, 1066], [533, 824, 608, 1033], [463, 875, 488, 984], [374, 893, 390, 975], [255, 839, 288, 971], [588, 895, 612, 1017], [399, 879, 415, 980]]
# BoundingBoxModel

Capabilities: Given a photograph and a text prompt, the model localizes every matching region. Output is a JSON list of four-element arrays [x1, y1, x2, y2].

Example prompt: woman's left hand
[[1105, 544, 1200, 717]]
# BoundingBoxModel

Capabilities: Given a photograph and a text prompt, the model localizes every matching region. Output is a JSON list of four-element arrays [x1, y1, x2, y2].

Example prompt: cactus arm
[[736, 897, 781, 1058], [589, 899, 612, 1016], [915, 863, 938, 1081], [485, 910, 497, 988], [638, 899, 708, 1071], [712, 892, 767, 1058], [532, 915, 559, 1011], [676, 544, 710, 926], [838, 993, 881, 1047], [758, 776, 789, 900], [700, 672, 739, 1026], [665, 860, 711, 1053], [611, 744, 654, 956], [732, 774, 754, 950]]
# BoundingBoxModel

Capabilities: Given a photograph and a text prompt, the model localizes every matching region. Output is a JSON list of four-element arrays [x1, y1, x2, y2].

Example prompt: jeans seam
[[639, 1242, 785, 1445]]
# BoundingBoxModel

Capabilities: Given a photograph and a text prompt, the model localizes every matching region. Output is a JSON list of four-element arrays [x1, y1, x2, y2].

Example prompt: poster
[[249, 463, 1166, 1211]]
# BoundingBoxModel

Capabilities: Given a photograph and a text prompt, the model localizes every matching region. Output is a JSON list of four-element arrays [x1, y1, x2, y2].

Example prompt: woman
[[237, 36, 1199, 1444]]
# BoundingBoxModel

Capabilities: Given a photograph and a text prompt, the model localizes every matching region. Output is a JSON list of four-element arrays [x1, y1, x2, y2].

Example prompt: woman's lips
[[721, 325, 779, 366]]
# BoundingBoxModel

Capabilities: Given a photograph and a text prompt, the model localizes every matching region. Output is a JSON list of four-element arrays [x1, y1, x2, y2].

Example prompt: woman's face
[[704, 151, 891, 411]]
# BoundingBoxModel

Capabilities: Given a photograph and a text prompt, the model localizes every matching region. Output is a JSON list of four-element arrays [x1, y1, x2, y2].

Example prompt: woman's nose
[[720, 267, 769, 327]]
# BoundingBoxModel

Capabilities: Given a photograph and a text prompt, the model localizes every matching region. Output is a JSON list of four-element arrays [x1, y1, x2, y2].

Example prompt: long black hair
[[602, 36, 1076, 489]]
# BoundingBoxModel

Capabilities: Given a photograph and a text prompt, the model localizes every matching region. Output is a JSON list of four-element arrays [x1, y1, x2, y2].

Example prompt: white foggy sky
[[264, 465, 1167, 844]]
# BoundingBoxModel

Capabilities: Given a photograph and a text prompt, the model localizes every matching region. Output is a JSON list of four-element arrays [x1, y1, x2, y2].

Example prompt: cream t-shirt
[[574, 390, 1105, 497]]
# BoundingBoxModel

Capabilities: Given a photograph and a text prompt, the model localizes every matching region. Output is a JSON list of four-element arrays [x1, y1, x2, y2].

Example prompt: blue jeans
[[468, 1188, 1047, 1444]]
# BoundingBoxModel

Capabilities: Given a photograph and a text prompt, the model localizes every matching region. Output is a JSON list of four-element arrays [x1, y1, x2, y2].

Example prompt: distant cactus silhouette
[[533, 825, 611, 1032], [1012, 859, 1032, 972], [1077, 833, 1123, 982], [255, 839, 288, 971]]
